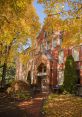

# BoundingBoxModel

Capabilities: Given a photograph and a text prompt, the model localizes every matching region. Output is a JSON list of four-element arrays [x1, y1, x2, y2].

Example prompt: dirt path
[[0, 92, 48, 117]]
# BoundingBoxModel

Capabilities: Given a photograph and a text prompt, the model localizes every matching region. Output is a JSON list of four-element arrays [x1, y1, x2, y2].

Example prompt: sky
[[33, 0, 46, 25], [33, 1, 71, 24]]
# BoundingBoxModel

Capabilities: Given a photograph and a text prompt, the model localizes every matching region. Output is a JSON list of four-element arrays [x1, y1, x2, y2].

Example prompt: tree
[[63, 55, 78, 93], [0, 0, 40, 86], [38, 0, 82, 47]]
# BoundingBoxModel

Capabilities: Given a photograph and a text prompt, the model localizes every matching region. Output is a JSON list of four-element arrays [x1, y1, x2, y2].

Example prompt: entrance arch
[[37, 63, 46, 73], [37, 63, 48, 92]]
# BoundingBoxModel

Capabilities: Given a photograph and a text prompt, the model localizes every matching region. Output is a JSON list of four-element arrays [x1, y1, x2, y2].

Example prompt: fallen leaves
[[43, 94, 82, 117]]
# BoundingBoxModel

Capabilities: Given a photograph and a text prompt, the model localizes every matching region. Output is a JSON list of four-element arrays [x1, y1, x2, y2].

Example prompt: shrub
[[63, 55, 78, 94], [7, 80, 31, 100], [10, 80, 29, 92]]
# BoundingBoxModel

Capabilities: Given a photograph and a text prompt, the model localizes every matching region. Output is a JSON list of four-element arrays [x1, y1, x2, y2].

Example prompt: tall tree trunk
[[1, 40, 14, 87], [1, 62, 7, 87]]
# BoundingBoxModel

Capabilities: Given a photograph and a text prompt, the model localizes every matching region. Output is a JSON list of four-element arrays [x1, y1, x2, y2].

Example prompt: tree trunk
[[1, 62, 7, 87], [1, 41, 14, 87]]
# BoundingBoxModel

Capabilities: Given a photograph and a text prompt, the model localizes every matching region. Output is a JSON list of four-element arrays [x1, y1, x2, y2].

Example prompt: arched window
[[46, 41, 50, 50], [37, 63, 46, 73], [53, 39, 57, 48], [57, 70, 64, 85], [72, 47, 79, 61], [40, 43, 44, 52], [27, 71, 31, 85], [57, 38, 62, 46], [59, 50, 64, 64]]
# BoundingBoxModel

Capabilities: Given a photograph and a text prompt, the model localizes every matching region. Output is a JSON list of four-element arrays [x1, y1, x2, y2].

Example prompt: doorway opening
[[37, 63, 48, 92], [27, 71, 31, 87]]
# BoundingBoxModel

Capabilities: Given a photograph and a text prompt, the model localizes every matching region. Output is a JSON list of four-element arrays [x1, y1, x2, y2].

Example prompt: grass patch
[[42, 93, 82, 117]]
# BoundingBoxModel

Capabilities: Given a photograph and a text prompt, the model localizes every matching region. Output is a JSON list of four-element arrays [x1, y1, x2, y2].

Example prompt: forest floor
[[0, 92, 48, 117]]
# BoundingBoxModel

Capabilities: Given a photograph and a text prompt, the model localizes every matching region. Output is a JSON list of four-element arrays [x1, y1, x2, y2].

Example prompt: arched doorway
[[27, 71, 31, 87], [37, 63, 48, 92]]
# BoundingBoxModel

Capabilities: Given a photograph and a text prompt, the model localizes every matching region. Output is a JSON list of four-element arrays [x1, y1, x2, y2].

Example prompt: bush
[[7, 80, 31, 100], [63, 55, 78, 94]]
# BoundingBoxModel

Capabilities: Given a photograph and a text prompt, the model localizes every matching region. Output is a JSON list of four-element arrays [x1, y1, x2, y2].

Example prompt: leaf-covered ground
[[0, 92, 48, 117], [42, 94, 82, 117]]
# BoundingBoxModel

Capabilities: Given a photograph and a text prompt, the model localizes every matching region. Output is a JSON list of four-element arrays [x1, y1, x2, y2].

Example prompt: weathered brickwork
[[16, 29, 82, 91]]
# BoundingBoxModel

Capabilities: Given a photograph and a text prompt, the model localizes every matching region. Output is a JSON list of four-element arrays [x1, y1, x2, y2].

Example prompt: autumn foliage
[[38, 0, 82, 47], [0, 0, 40, 86]]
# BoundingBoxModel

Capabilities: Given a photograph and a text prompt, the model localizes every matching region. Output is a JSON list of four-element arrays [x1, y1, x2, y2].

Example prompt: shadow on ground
[[0, 92, 48, 117]]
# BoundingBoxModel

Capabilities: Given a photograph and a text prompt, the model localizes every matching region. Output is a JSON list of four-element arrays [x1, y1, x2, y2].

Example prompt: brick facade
[[16, 30, 82, 92]]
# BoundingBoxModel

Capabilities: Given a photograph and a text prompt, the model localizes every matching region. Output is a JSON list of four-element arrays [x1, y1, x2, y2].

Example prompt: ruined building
[[16, 29, 82, 92]]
